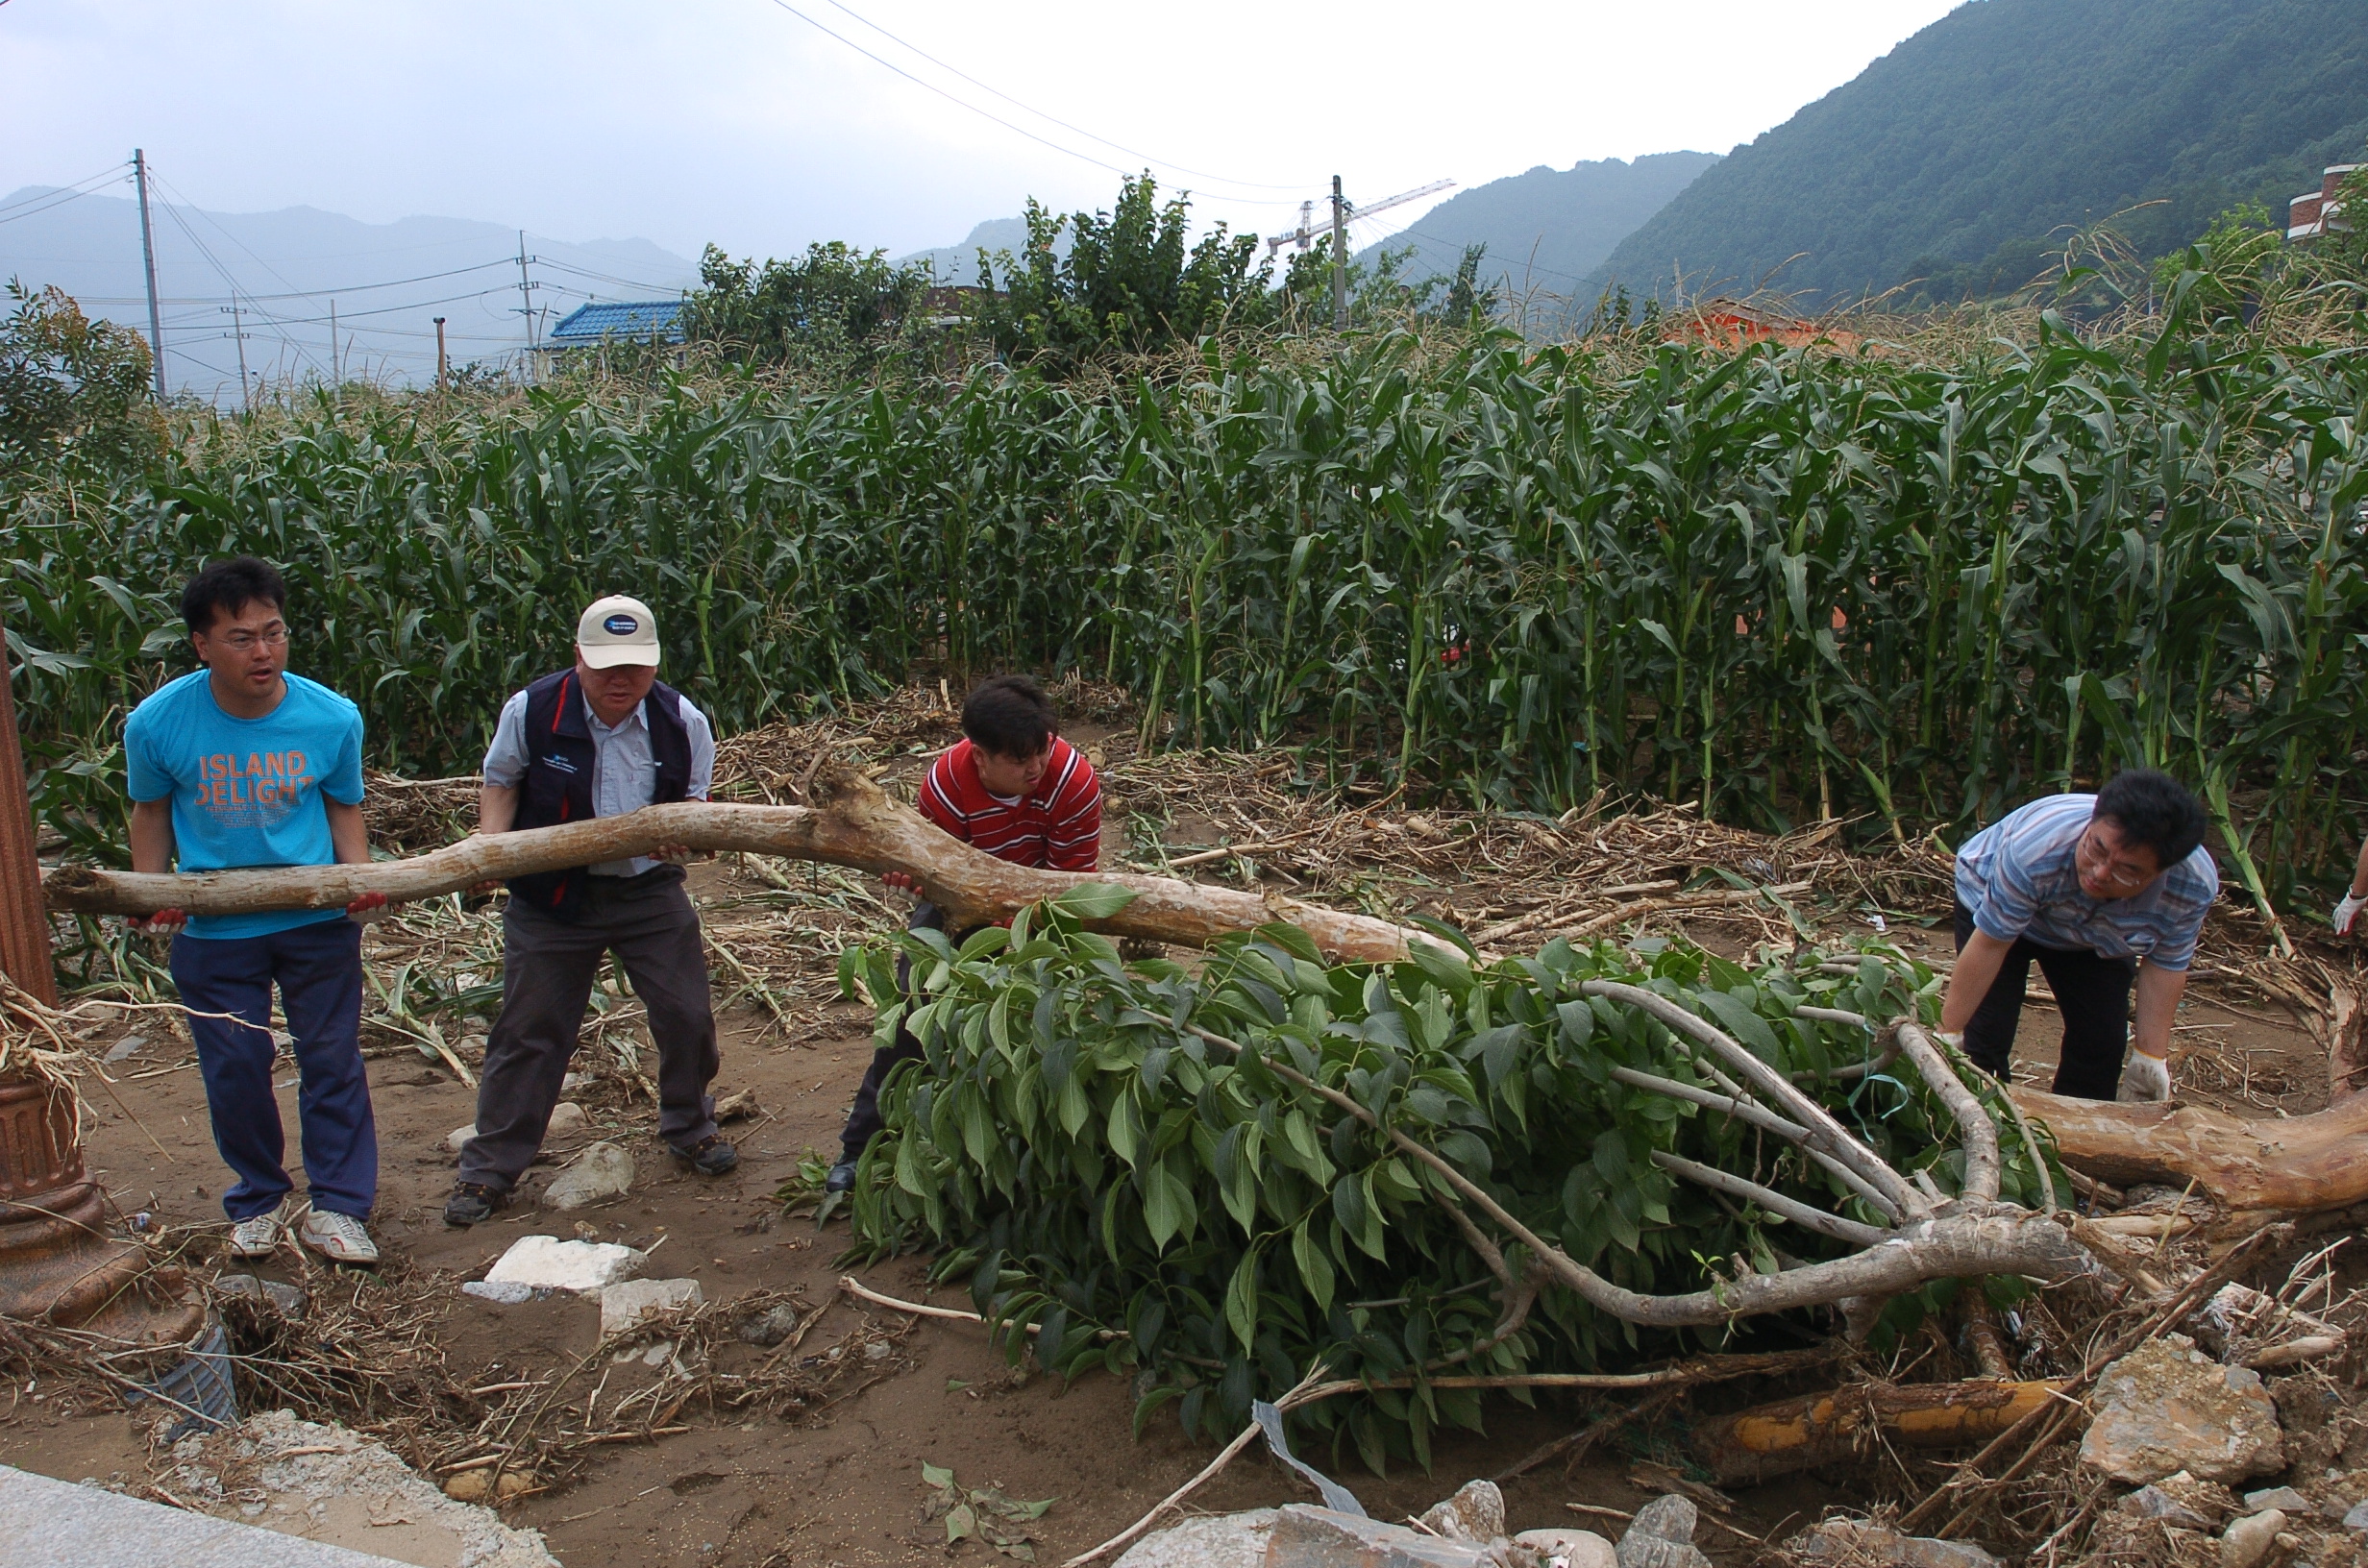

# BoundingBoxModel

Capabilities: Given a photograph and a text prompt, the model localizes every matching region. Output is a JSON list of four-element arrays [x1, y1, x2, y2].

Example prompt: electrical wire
[[818, 0, 1311, 196], [757, 0, 1313, 207], [0, 163, 133, 227]]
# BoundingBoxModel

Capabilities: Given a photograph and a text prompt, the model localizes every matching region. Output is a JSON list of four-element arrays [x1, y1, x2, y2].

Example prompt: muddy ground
[[4, 699, 2345, 1566], [2, 880, 2331, 1568]]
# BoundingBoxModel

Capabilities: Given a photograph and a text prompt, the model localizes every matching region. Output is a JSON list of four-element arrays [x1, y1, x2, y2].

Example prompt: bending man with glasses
[[1942, 770, 2217, 1103]]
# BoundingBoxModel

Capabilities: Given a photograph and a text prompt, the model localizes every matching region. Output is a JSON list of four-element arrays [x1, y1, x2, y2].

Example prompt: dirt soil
[[6, 699, 2347, 1566]]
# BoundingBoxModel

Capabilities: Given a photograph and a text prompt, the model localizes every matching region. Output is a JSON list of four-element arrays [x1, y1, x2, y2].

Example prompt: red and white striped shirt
[[919, 737, 1101, 871]]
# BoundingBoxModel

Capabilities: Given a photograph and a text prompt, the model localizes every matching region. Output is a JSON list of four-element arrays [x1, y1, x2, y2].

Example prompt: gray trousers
[[457, 866, 720, 1192]]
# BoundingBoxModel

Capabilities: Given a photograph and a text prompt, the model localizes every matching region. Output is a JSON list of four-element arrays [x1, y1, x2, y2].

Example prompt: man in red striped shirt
[[827, 675, 1102, 1191]]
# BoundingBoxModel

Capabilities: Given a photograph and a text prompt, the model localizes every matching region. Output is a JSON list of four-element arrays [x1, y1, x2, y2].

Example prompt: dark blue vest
[[507, 668, 693, 919]]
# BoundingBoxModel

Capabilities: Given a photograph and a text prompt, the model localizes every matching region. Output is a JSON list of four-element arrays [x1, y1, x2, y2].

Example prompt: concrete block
[[482, 1235, 642, 1292], [0, 1462, 420, 1567]]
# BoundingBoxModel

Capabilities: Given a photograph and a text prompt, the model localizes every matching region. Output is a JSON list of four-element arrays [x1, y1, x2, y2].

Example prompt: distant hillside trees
[[1594, 0, 2368, 306]]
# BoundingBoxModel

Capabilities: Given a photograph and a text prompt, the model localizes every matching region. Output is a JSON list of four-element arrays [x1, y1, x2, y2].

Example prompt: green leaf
[[1223, 1250, 1261, 1352], [1406, 939, 1475, 998], [1291, 1218, 1336, 1311], [1108, 1090, 1144, 1166], [1051, 882, 1140, 921]]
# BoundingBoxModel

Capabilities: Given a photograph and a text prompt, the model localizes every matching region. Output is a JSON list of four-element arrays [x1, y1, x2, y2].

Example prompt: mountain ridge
[[1593, 0, 2368, 306]]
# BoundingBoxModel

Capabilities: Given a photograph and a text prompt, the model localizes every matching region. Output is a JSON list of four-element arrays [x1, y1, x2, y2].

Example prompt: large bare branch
[[2011, 1086, 2368, 1216], [42, 770, 1426, 964]]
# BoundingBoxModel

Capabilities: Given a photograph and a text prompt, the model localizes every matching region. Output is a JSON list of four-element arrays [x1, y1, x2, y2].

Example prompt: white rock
[[546, 1101, 587, 1136], [103, 1034, 148, 1064], [1516, 1528, 1617, 1568], [599, 1277, 703, 1338], [2220, 1507, 2283, 1568], [2080, 1335, 2285, 1485], [1111, 1509, 1275, 1568], [1419, 1479, 1506, 1542], [446, 1122, 479, 1154], [543, 1141, 634, 1209], [460, 1280, 537, 1305], [1619, 1496, 1710, 1568], [2345, 1500, 2368, 1531], [482, 1235, 643, 1292]]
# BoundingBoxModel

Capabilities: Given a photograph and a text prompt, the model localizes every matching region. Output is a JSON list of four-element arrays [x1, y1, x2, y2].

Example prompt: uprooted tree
[[44, 768, 2367, 1463]]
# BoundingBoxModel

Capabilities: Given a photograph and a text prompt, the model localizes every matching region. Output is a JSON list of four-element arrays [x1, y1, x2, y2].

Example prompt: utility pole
[[1331, 175, 1348, 331], [515, 231, 539, 382], [223, 300, 250, 409], [433, 315, 448, 390], [134, 149, 166, 399], [329, 299, 339, 384]]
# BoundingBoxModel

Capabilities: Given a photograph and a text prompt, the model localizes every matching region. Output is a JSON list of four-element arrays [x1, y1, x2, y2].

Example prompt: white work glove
[[2336, 891, 2366, 936], [2119, 1051, 2172, 1104]]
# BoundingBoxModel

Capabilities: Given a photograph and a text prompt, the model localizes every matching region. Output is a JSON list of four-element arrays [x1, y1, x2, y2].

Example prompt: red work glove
[[345, 891, 392, 921], [134, 908, 187, 937]]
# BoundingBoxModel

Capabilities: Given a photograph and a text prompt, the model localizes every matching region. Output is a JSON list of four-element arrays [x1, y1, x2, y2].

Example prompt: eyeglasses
[[210, 626, 288, 652], [2077, 828, 2158, 893]]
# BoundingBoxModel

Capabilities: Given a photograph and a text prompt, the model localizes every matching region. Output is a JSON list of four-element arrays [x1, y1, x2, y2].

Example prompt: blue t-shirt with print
[[124, 671, 366, 941]]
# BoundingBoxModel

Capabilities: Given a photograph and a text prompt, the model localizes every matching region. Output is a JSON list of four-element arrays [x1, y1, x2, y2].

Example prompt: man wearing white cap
[[446, 595, 734, 1227]]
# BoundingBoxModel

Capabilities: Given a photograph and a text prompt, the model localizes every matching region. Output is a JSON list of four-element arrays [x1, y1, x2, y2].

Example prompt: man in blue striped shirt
[[1943, 771, 2217, 1102]]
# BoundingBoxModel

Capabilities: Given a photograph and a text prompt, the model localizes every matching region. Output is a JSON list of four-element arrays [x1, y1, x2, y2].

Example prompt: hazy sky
[[5, 0, 1964, 261]]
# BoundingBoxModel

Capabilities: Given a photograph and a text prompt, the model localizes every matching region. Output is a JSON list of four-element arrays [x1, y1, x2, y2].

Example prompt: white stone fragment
[[481, 1235, 643, 1292], [599, 1278, 703, 1338]]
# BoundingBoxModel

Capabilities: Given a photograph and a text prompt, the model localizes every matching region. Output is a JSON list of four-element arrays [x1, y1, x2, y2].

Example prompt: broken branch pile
[[840, 898, 2070, 1472]]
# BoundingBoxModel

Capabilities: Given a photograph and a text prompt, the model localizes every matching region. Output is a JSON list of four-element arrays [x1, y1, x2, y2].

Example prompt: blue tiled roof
[[548, 300, 685, 343]]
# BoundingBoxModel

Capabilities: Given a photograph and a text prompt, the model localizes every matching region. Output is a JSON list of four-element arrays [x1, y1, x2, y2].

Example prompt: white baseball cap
[[576, 594, 661, 669]]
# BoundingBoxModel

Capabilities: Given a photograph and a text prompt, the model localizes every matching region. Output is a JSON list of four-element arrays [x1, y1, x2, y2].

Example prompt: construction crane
[[1266, 179, 1455, 258]]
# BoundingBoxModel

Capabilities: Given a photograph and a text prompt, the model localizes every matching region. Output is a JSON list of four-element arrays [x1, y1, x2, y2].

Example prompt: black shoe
[[444, 1182, 508, 1227], [672, 1136, 739, 1177], [825, 1159, 857, 1194]]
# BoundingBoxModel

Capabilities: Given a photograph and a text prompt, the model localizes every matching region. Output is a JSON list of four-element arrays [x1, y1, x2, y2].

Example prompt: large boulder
[[2080, 1336, 2285, 1485]]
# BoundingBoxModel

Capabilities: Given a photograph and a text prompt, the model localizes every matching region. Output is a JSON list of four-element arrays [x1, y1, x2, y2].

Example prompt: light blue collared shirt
[[482, 686, 715, 876]]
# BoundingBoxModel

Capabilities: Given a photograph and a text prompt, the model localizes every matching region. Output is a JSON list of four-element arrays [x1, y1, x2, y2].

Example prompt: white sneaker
[[225, 1196, 297, 1260], [297, 1209, 380, 1265]]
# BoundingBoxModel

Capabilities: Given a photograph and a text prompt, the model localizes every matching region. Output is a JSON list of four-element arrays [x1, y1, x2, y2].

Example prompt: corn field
[[6, 316, 2368, 898]]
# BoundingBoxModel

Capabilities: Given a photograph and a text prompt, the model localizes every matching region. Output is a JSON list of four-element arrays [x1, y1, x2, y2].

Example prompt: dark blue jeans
[[170, 919, 377, 1221]]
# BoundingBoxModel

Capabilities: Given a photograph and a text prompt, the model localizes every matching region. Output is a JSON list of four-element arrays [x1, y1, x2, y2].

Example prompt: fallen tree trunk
[[41, 768, 1427, 964], [2010, 1087, 2368, 1216], [1694, 1378, 2064, 1485]]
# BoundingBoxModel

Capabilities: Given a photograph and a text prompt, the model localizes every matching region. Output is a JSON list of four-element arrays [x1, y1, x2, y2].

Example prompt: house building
[[1663, 297, 1864, 353], [535, 300, 685, 378], [2287, 164, 2360, 242]]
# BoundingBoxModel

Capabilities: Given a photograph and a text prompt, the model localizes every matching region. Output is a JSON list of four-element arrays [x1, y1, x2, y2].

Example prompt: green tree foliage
[[1595, 0, 2368, 306], [843, 901, 2044, 1464], [970, 175, 1278, 366], [0, 282, 158, 474], [679, 241, 933, 367]]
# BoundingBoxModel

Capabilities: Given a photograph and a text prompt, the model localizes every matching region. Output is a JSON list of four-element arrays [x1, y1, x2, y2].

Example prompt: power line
[[818, 0, 1310, 197], [757, 0, 1310, 207], [0, 163, 133, 227]]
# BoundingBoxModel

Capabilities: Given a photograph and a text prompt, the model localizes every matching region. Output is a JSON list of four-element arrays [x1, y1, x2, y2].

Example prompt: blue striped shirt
[[1954, 794, 2218, 971]]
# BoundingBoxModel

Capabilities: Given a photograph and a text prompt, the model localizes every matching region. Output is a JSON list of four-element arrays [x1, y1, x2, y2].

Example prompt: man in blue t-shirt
[[1945, 769, 2217, 1103], [124, 556, 389, 1265]]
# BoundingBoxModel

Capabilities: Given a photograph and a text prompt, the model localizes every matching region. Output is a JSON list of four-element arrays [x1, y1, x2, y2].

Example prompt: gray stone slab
[[0, 1463, 420, 1568]]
